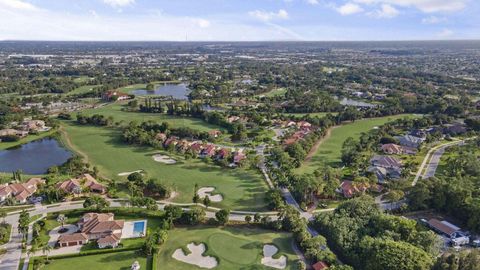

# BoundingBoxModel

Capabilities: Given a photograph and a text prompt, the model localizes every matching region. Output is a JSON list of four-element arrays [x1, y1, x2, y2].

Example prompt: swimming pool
[[133, 221, 146, 236]]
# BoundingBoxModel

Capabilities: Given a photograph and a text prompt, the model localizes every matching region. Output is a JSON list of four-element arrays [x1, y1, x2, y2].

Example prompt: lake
[[130, 83, 190, 99], [0, 138, 72, 174]]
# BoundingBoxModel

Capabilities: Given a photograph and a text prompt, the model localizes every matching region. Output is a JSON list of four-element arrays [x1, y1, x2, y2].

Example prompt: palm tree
[[42, 244, 52, 260], [56, 214, 66, 229]]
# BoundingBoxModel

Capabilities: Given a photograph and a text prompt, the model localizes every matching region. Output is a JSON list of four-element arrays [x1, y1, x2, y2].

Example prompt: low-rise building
[[56, 174, 106, 195], [0, 178, 44, 203]]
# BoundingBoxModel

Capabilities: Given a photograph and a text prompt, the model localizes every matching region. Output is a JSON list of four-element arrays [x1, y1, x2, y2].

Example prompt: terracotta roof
[[97, 233, 121, 245], [58, 233, 88, 243], [312, 261, 329, 270], [56, 174, 105, 194], [81, 213, 124, 234]]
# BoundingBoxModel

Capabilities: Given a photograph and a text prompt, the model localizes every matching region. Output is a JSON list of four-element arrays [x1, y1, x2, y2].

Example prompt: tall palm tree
[[42, 244, 52, 260]]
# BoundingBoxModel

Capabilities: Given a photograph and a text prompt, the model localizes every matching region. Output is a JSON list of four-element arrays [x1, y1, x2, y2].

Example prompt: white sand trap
[[197, 187, 223, 202], [118, 170, 143, 176], [152, 154, 176, 164], [172, 243, 217, 269], [261, 245, 287, 269]]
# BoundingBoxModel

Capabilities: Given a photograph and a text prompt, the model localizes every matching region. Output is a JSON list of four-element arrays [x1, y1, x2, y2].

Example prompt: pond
[[0, 138, 72, 174], [130, 83, 190, 99]]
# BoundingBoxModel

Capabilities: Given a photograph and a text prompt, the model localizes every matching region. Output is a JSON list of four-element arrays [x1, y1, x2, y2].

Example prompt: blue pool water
[[133, 221, 146, 235]]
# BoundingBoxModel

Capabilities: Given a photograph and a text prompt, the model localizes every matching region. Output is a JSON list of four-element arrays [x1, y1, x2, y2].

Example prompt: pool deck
[[122, 220, 147, 239]]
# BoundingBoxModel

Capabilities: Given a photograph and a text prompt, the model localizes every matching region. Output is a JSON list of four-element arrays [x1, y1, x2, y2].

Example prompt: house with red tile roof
[[233, 151, 247, 165], [102, 90, 130, 101], [337, 180, 369, 198], [208, 130, 222, 138], [155, 133, 167, 143], [0, 178, 44, 203], [216, 148, 230, 160], [200, 144, 216, 158], [189, 141, 204, 154], [312, 261, 329, 270], [56, 174, 106, 195], [58, 213, 125, 249]]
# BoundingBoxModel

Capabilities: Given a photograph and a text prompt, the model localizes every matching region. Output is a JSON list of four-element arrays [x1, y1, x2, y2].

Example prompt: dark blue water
[[0, 138, 72, 174], [130, 83, 190, 99]]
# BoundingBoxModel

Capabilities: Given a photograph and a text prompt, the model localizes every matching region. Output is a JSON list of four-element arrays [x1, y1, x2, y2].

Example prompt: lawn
[[296, 114, 419, 174], [79, 101, 221, 132], [258, 87, 287, 98], [67, 84, 101, 96], [60, 122, 269, 211], [156, 226, 299, 270], [42, 250, 148, 270]]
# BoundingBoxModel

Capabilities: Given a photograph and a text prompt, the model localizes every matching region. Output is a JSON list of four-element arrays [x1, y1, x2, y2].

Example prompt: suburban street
[[412, 139, 469, 186]]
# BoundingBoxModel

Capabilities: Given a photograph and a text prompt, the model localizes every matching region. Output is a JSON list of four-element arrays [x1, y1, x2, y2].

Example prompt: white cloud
[[0, 0, 38, 10], [368, 4, 399, 18], [353, 0, 467, 13], [306, 0, 319, 5], [421, 16, 446, 24], [193, 18, 211, 28], [248, 9, 289, 22], [0, 3, 300, 41], [336, 3, 364, 15], [102, 0, 135, 8], [437, 28, 454, 38]]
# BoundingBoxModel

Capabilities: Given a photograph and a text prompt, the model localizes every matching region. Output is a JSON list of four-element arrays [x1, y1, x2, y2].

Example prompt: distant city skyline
[[0, 0, 478, 41]]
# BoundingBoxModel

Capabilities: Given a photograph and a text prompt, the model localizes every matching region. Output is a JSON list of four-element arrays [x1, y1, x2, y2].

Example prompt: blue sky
[[0, 0, 478, 41]]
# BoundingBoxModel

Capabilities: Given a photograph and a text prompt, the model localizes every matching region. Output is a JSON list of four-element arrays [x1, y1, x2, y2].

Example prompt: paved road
[[412, 140, 468, 186], [422, 141, 465, 179]]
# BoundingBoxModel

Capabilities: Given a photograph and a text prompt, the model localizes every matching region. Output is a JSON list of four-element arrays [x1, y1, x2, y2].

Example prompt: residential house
[[297, 121, 312, 129], [163, 136, 179, 148], [381, 143, 403, 155], [409, 129, 427, 139], [56, 174, 106, 195], [312, 261, 329, 270], [0, 178, 44, 203], [189, 141, 204, 154], [216, 148, 230, 160], [208, 130, 222, 138], [443, 124, 467, 136], [200, 144, 216, 158], [58, 213, 125, 248], [155, 133, 167, 143], [0, 129, 28, 138], [21, 119, 46, 132], [395, 135, 425, 149], [427, 219, 470, 246], [102, 90, 130, 101], [371, 155, 402, 169], [233, 151, 246, 165], [337, 181, 369, 198], [381, 143, 417, 155]]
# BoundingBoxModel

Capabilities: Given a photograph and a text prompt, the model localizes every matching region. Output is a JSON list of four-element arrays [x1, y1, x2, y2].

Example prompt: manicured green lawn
[[296, 114, 420, 173], [60, 122, 269, 211], [258, 87, 287, 98], [156, 226, 299, 270], [80, 102, 221, 132], [67, 84, 101, 96], [43, 250, 148, 270]]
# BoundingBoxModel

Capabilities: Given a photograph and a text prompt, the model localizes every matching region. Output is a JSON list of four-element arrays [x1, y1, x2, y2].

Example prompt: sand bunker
[[152, 154, 176, 164], [197, 187, 223, 202], [172, 243, 217, 269], [261, 244, 287, 269], [117, 170, 143, 176]]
